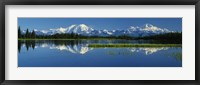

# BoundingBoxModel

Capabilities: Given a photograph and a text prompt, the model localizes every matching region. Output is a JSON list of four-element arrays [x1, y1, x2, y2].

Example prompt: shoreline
[[88, 44, 182, 47]]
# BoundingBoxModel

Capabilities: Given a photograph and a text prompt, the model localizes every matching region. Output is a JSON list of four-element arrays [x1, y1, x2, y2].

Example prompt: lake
[[18, 40, 182, 67]]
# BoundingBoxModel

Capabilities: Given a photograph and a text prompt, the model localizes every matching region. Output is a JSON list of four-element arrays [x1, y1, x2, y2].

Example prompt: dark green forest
[[135, 32, 182, 44]]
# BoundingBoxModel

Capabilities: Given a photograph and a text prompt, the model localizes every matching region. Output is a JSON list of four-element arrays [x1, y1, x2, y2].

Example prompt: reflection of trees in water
[[18, 39, 175, 53], [18, 40, 21, 53], [18, 40, 36, 52], [18, 40, 83, 53]]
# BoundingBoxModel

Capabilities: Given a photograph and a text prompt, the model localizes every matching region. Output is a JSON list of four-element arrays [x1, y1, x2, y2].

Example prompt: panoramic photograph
[[18, 18, 182, 67]]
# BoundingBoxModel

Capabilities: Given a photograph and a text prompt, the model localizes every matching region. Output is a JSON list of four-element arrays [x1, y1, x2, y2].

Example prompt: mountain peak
[[144, 23, 154, 28], [30, 23, 173, 37], [77, 24, 94, 32], [141, 24, 170, 33], [79, 24, 88, 27]]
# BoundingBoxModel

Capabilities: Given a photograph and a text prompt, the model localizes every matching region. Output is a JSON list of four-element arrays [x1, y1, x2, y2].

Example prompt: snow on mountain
[[129, 24, 170, 33], [50, 27, 66, 34], [127, 24, 172, 36], [141, 24, 171, 33], [102, 29, 113, 35], [24, 24, 174, 37], [72, 24, 94, 34], [21, 30, 26, 34], [33, 24, 94, 35], [66, 25, 76, 33]]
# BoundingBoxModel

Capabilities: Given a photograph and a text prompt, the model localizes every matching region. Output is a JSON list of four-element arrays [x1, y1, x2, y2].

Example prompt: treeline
[[18, 26, 36, 39], [136, 32, 182, 44], [18, 27, 182, 43]]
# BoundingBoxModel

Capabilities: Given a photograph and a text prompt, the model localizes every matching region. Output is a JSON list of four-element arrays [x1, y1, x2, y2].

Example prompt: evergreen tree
[[25, 29, 29, 38], [28, 32, 31, 38], [31, 30, 36, 38], [70, 32, 75, 38], [18, 26, 21, 38]]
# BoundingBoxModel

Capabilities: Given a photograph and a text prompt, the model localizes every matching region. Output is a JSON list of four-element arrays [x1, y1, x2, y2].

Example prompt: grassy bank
[[88, 44, 182, 48]]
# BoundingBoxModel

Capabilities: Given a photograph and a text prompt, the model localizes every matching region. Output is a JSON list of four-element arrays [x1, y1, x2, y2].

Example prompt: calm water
[[18, 40, 182, 67]]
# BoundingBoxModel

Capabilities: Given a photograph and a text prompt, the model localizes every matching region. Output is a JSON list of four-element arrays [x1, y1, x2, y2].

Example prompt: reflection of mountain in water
[[18, 40, 171, 55], [49, 44, 93, 54], [130, 47, 169, 55]]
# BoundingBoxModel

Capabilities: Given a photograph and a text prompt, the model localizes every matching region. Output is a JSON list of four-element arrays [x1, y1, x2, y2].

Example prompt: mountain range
[[22, 24, 174, 37]]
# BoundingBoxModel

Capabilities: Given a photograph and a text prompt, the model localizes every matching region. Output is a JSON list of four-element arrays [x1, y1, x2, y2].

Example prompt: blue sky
[[18, 18, 182, 32]]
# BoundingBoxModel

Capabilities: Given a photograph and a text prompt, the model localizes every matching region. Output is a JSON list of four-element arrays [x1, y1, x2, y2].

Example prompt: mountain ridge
[[22, 24, 175, 37]]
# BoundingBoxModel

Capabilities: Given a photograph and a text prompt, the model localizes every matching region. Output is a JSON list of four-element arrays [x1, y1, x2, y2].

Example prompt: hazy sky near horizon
[[18, 18, 182, 32]]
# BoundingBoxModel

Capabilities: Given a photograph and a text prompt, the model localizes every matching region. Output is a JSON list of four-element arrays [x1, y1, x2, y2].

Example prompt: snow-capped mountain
[[125, 24, 172, 36], [34, 24, 94, 35], [25, 24, 173, 37]]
